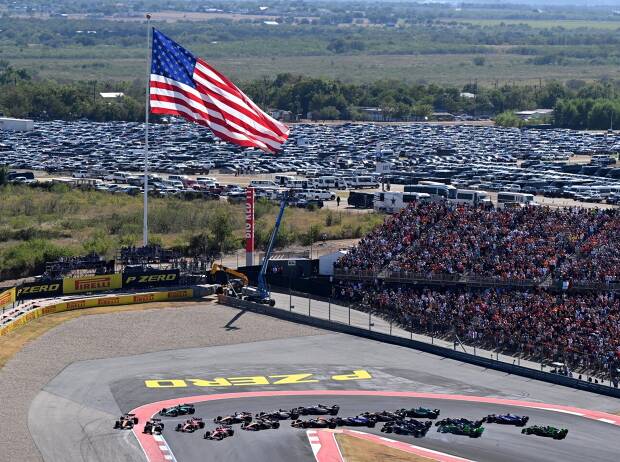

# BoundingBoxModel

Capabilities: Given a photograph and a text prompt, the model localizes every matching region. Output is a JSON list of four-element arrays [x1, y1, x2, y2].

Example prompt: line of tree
[[1, 63, 619, 129]]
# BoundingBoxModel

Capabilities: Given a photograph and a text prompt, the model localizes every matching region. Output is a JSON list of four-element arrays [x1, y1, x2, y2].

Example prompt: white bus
[[451, 189, 491, 206], [275, 174, 297, 186], [346, 176, 380, 189], [497, 192, 536, 208], [404, 182, 457, 200], [374, 192, 431, 213], [249, 180, 277, 189], [311, 176, 347, 190]]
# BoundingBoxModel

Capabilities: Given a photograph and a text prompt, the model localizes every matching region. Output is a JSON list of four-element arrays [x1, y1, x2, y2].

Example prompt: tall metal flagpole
[[143, 14, 152, 246]]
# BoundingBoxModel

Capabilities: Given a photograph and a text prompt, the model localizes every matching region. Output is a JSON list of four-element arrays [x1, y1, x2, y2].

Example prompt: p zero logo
[[63, 274, 121, 294], [122, 270, 180, 289], [16, 282, 62, 300]]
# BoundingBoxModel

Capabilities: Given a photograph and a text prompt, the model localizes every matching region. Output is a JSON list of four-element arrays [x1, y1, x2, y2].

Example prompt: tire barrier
[[0, 288, 193, 337]]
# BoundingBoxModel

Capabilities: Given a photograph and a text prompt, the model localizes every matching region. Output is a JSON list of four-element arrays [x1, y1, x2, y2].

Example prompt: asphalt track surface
[[158, 395, 620, 462], [28, 305, 620, 462]]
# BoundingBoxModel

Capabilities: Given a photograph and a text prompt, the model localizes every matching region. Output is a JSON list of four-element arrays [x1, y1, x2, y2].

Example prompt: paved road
[[29, 311, 620, 462]]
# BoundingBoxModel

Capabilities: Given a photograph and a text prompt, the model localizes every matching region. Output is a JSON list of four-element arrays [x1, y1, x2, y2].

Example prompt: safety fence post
[[348, 305, 351, 325], [308, 295, 311, 317], [328, 298, 331, 321]]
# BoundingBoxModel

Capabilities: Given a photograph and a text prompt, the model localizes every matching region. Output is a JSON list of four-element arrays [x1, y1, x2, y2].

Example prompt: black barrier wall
[[122, 269, 180, 289], [16, 280, 63, 300]]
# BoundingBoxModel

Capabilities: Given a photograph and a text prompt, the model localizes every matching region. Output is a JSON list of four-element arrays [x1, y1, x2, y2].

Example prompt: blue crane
[[245, 194, 288, 306]]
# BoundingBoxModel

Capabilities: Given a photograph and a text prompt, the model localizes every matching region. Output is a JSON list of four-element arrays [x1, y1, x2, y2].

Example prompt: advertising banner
[[122, 269, 180, 289], [63, 274, 122, 295], [0, 287, 15, 309], [245, 187, 255, 266], [16, 280, 63, 300]]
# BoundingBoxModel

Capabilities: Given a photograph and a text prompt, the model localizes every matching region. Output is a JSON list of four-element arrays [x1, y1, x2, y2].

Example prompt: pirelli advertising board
[[0, 287, 16, 309], [63, 274, 122, 295], [16, 280, 63, 300], [122, 269, 180, 289], [0, 289, 193, 337]]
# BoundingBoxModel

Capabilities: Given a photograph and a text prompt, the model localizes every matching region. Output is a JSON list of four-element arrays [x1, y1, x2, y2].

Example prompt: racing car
[[484, 413, 529, 427], [114, 413, 139, 430], [360, 411, 403, 422], [435, 417, 484, 428], [291, 418, 338, 429], [437, 422, 484, 438], [257, 409, 300, 421], [334, 416, 376, 428], [381, 419, 432, 437], [175, 417, 206, 433], [159, 404, 195, 417], [204, 425, 234, 440], [396, 407, 440, 419], [291, 404, 340, 416], [143, 418, 164, 435], [241, 419, 280, 431], [213, 412, 253, 425], [522, 425, 568, 440]]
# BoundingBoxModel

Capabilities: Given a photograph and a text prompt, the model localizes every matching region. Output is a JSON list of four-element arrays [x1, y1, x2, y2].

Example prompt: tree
[[494, 111, 523, 128], [0, 165, 8, 186]]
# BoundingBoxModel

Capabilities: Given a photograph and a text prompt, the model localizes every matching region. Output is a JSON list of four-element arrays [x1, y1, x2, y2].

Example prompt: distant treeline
[[1, 64, 619, 129]]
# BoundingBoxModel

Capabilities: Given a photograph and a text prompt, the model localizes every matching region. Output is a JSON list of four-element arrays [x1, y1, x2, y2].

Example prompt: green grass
[[9, 52, 620, 86], [0, 185, 383, 280], [443, 19, 620, 30]]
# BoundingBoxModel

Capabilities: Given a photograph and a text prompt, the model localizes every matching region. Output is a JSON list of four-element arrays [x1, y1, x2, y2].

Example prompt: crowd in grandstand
[[336, 202, 620, 284], [334, 202, 620, 381], [336, 281, 620, 380]]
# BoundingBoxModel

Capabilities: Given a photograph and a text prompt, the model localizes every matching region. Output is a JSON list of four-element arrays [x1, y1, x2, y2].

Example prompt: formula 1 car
[[159, 404, 195, 417], [360, 411, 403, 422], [381, 419, 432, 437], [484, 414, 529, 427], [213, 412, 253, 425], [522, 425, 568, 440], [291, 404, 340, 416], [334, 416, 376, 428], [257, 409, 300, 421], [175, 418, 206, 433], [291, 418, 338, 429], [397, 407, 440, 419], [437, 423, 484, 438], [114, 413, 139, 430], [435, 418, 484, 428], [204, 425, 234, 440], [143, 419, 165, 435], [241, 419, 281, 431]]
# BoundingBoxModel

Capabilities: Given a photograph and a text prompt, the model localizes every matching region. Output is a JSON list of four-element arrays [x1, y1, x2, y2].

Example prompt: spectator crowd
[[336, 281, 620, 380], [334, 202, 620, 381], [336, 202, 620, 284]]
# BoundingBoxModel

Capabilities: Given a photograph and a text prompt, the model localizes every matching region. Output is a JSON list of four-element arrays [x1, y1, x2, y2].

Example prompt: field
[[446, 19, 620, 30], [8, 52, 620, 86], [0, 184, 383, 280]]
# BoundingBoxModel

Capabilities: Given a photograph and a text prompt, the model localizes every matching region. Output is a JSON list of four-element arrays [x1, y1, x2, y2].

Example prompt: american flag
[[149, 29, 289, 153]]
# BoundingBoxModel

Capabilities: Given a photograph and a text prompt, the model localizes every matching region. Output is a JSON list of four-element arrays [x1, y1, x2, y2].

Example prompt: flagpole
[[143, 13, 151, 246]]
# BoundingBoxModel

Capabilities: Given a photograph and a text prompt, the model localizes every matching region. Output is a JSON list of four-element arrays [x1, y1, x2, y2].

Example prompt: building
[[319, 250, 348, 276], [514, 109, 554, 121], [0, 117, 34, 131], [99, 92, 125, 99], [358, 107, 386, 122]]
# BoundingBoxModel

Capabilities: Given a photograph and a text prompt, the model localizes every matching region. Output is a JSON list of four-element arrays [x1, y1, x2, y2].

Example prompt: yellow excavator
[[211, 263, 249, 296]]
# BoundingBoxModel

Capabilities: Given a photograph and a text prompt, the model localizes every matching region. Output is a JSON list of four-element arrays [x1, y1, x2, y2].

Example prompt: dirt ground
[[335, 433, 433, 462]]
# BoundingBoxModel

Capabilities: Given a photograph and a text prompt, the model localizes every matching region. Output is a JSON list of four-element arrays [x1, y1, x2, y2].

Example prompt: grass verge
[[334, 433, 434, 462]]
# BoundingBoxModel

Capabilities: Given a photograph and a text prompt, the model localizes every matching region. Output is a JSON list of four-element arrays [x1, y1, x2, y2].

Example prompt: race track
[[28, 307, 620, 462]]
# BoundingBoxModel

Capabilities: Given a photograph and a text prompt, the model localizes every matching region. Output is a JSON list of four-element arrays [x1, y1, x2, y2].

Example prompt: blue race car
[[484, 414, 529, 427], [335, 416, 376, 428]]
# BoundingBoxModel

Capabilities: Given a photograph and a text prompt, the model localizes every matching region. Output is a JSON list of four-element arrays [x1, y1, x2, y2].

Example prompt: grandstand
[[334, 202, 620, 384]]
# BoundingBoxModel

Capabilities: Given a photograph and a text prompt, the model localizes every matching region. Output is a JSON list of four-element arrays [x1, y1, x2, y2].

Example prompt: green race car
[[437, 423, 484, 438], [521, 425, 568, 440], [397, 407, 440, 419]]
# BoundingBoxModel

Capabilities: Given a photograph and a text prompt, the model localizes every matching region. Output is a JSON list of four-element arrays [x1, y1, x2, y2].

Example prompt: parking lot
[[1, 120, 619, 209]]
